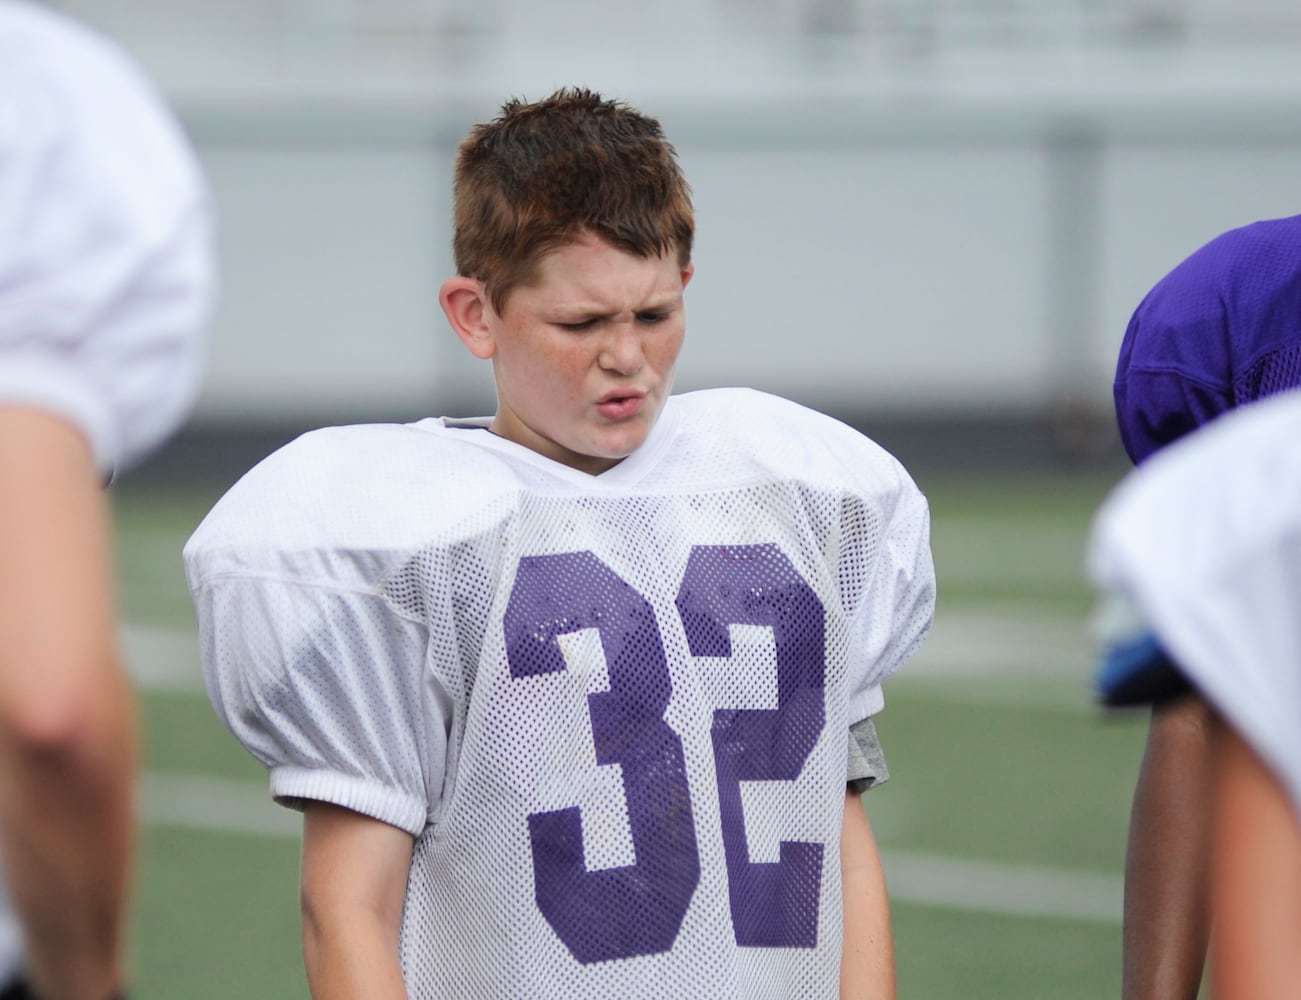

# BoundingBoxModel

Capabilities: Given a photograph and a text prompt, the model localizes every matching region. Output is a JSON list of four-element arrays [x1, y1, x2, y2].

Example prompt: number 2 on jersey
[[504, 544, 826, 963]]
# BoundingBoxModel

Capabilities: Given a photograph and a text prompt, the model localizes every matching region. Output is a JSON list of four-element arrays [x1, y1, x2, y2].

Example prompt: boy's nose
[[598, 324, 644, 375]]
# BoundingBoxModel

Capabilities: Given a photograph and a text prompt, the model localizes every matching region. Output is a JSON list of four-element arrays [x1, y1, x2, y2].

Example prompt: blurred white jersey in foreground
[[1092, 388, 1301, 818]]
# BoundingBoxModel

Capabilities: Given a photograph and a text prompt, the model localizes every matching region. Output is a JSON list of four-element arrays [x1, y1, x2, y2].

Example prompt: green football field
[[111, 462, 1178, 999]]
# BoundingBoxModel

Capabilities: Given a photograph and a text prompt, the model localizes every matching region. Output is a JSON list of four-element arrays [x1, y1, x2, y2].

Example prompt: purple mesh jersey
[[1114, 214, 1301, 463]]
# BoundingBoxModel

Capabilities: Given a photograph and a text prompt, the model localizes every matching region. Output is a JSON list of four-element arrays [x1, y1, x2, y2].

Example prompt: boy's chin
[[565, 436, 643, 473], [591, 431, 648, 461]]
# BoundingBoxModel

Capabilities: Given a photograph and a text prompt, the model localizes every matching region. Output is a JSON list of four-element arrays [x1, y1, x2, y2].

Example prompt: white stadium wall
[[62, 0, 1301, 430], [182, 98, 1301, 425]]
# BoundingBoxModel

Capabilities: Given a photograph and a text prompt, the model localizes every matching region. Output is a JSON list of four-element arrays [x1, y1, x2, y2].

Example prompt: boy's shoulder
[[184, 420, 519, 575], [675, 386, 867, 443], [671, 387, 914, 490]]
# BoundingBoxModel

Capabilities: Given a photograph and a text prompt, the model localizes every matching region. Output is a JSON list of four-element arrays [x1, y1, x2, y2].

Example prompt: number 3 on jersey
[[504, 544, 827, 963]]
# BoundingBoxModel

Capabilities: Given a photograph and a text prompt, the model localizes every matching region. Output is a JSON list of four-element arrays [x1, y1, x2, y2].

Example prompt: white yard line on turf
[[125, 606, 1097, 693], [138, 771, 1121, 923], [122, 623, 205, 692], [881, 849, 1121, 924], [906, 606, 1095, 680], [140, 772, 299, 838]]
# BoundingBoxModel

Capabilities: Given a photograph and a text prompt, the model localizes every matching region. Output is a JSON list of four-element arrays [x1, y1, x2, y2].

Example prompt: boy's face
[[478, 234, 693, 474]]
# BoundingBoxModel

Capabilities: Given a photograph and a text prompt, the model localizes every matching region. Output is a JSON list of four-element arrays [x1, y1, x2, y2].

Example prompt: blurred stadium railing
[[59, 0, 1301, 57]]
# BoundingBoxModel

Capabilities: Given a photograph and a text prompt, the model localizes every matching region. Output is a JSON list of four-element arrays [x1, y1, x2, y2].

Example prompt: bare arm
[[840, 788, 895, 1000], [1121, 693, 1213, 1000], [0, 409, 133, 1000], [301, 801, 414, 1000], [1211, 718, 1301, 1000]]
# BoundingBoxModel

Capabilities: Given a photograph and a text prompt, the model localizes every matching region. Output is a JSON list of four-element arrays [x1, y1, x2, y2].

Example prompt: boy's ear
[[681, 261, 695, 289], [440, 277, 496, 359]]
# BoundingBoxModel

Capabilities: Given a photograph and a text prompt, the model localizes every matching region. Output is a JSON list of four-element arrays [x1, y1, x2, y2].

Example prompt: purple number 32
[[504, 544, 826, 963]]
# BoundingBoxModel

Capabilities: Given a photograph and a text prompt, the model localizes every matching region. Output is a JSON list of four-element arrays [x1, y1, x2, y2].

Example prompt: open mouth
[[597, 392, 646, 419]]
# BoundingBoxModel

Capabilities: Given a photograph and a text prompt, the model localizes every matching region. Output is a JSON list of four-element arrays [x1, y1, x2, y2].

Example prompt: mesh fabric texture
[[187, 388, 934, 999]]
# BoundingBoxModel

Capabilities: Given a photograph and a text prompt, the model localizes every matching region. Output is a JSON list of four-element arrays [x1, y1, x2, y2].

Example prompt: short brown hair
[[451, 88, 694, 314]]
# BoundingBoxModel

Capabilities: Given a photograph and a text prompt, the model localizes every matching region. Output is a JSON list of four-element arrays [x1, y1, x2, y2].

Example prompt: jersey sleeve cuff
[[269, 766, 428, 837]]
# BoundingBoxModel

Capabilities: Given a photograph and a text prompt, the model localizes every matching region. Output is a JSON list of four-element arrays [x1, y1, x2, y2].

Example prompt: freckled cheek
[[519, 341, 585, 389], [550, 352, 597, 405], [650, 328, 687, 375]]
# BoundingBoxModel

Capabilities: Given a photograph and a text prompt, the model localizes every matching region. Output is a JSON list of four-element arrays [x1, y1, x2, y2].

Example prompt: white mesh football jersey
[[1091, 388, 1301, 820], [0, 0, 213, 477], [187, 388, 934, 999]]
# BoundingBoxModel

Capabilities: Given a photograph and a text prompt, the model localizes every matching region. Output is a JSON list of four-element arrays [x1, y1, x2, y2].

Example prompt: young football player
[[185, 88, 934, 999], [1111, 213, 1301, 1000], [0, 4, 214, 999], [1092, 387, 1301, 1000]]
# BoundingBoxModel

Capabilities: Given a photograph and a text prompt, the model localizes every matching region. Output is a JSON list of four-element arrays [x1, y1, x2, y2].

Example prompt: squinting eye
[[637, 312, 669, 325], [557, 319, 598, 332]]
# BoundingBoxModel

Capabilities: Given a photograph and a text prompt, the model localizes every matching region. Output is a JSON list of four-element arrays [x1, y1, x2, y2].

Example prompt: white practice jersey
[[1091, 388, 1301, 819], [0, 0, 213, 477], [187, 388, 934, 999]]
